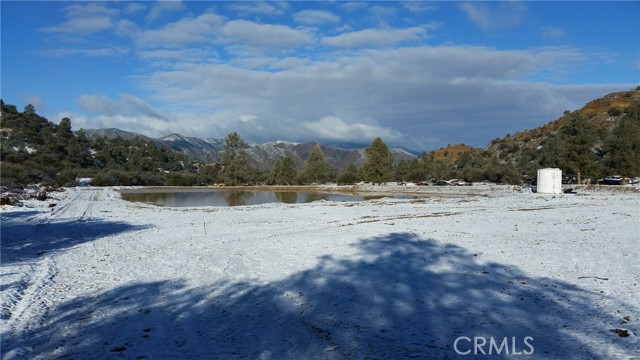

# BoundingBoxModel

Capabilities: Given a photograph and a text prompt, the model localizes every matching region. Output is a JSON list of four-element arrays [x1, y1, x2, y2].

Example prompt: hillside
[[426, 144, 482, 163], [506, 91, 640, 144], [412, 89, 640, 184], [82, 128, 154, 142], [487, 90, 640, 166]]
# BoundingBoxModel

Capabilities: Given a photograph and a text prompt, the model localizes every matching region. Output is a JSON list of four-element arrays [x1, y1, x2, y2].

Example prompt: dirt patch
[[512, 207, 555, 212], [341, 211, 462, 226]]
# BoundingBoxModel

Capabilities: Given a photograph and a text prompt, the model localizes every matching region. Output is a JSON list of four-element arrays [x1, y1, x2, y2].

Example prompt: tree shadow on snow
[[3, 233, 637, 359], [0, 211, 152, 265]]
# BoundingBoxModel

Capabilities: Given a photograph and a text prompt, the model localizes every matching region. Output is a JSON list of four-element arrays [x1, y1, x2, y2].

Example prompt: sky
[[1, 1, 639, 151]]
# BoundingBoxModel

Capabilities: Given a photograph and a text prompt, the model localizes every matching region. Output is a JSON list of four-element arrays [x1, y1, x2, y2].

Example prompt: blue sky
[[2, 1, 638, 151]]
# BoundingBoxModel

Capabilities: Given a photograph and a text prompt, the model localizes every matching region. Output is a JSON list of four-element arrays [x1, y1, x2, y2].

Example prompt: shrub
[[608, 107, 622, 116]]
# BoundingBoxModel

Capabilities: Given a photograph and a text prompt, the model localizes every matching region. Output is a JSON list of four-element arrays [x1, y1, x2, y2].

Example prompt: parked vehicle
[[601, 175, 624, 185]]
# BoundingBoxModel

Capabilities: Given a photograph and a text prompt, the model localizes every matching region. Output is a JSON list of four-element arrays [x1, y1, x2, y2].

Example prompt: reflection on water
[[119, 189, 396, 207]]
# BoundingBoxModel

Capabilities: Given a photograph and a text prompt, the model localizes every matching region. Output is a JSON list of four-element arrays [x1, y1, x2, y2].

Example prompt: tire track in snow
[[2, 188, 105, 359], [3, 257, 59, 359]]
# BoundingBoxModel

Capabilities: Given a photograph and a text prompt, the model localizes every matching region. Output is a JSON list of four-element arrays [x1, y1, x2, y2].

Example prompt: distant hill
[[82, 128, 154, 142], [157, 134, 225, 162], [81, 129, 417, 171]]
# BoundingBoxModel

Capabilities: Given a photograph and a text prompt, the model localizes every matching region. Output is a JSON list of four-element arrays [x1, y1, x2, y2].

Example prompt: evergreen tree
[[556, 114, 599, 182], [23, 104, 36, 115], [604, 105, 640, 175], [454, 151, 485, 182], [221, 132, 251, 185], [394, 159, 411, 182], [272, 156, 298, 185], [301, 144, 335, 184], [337, 163, 362, 184], [363, 137, 393, 184], [538, 135, 564, 169]]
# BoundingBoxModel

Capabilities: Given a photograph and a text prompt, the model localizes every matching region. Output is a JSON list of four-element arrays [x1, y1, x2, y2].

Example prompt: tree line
[[2, 99, 638, 188]]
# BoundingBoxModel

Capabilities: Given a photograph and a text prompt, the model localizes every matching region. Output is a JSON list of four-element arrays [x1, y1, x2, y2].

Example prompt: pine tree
[[605, 105, 640, 175], [556, 114, 599, 182], [337, 163, 362, 184], [301, 144, 334, 184], [273, 156, 297, 185], [363, 137, 393, 184], [221, 132, 251, 185]]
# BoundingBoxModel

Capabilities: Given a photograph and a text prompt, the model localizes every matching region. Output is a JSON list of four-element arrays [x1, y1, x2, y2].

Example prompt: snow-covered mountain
[[81, 128, 417, 170], [82, 128, 154, 142], [158, 134, 225, 162]]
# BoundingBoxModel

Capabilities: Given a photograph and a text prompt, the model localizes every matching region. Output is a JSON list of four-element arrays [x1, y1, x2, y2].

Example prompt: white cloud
[[78, 94, 168, 121], [459, 3, 491, 29], [146, 1, 187, 23], [40, 3, 118, 34], [63, 3, 119, 18], [125, 3, 146, 15], [322, 27, 427, 48], [220, 20, 315, 48], [228, 1, 287, 16], [541, 26, 567, 39], [40, 47, 129, 58], [305, 116, 403, 143], [367, 6, 399, 18], [293, 10, 340, 25], [238, 115, 258, 123], [459, 2, 527, 30], [115, 19, 139, 37], [136, 13, 224, 48], [340, 2, 368, 12], [73, 94, 180, 137], [41, 17, 113, 34], [402, 2, 437, 13], [134, 16, 313, 50], [139, 48, 217, 63]]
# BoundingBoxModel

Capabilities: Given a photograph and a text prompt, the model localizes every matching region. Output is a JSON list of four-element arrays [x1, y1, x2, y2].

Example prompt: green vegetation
[[1, 101, 194, 187], [221, 132, 251, 185], [337, 163, 362, 185], [271, 156, 298, 185], [604, 105, 640, 176], [300, 144, 336, 184], [363, 137, 393, 184]]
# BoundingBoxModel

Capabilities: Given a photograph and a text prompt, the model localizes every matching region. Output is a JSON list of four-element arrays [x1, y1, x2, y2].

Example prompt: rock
[[615, 328, 630, 337]]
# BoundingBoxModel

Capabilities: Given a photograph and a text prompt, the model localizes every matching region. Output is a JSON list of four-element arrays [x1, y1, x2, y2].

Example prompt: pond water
[[120, 188, 406, 207]]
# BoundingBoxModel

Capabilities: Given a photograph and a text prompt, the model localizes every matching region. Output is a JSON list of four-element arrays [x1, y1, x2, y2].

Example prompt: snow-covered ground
[[1, 186, 638, 359]]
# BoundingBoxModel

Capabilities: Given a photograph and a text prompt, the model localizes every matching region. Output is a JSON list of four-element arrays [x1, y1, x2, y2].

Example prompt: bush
[[166, 172, 199, 186], [608, 107, 622, 117]]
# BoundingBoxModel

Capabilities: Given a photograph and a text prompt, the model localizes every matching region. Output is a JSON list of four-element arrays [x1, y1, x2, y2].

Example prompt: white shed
[[537, 168, 562, 194]]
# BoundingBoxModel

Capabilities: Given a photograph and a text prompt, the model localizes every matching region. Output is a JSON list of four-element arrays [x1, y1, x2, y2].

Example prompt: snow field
[[1, 187, 638, 359]]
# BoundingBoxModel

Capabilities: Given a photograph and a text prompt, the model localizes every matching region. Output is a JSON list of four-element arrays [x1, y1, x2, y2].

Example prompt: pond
[[119, 188, 407, 207]]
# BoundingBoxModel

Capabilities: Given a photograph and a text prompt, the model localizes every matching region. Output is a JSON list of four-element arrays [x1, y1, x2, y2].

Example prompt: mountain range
[[80, 89, 640, 173], [81, 129, 417, 171]]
